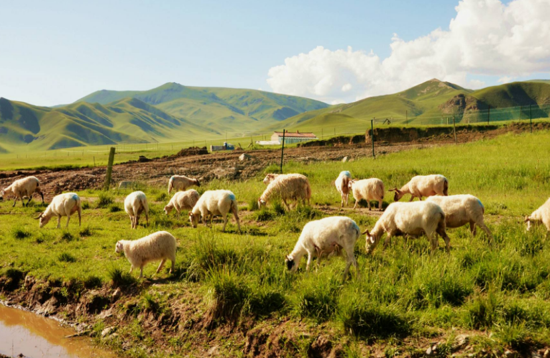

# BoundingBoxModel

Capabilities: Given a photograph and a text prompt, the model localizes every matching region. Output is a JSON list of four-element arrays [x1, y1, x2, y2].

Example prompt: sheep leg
[[170, 258, 175, 274], [378, 199, 383, 211], [129, 216, 134, 229], [56, 216, 61, 229], [234, 212, 241, 233], [139, 267, 144, 279], [282, 199, 291, 211], [409, 195, 414, 202], [470, 221, 477, 236], [305, 252, 313, 271], [26, 195, 32, 206], [66, 214, 71, 228], [78, 208, 81, 227], [145, 213, 149, 227], [156, 259, 166, 273], [477, 221, 493, 241], [353, 198, 358, 209], [222, 215, 228, 232], [135, 215, 140, 228]]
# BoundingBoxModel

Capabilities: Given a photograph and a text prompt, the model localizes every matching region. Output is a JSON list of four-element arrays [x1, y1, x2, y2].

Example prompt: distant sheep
[[525, 198, 550, 236], [390, 174, 448, 201], [427, 194, 493, 239], [364, 201, 450, 254], [189, 190, 240, 232], [286, 216, 360, 278], [335, 171, 352, 207], [115, 231, 176, 278], [258, 174, 311, 210], [168, 175, 200, 193], [164, 190, 200, 218], [124, 191, 149, 229], [0, 176, 44, 207], [37, 192, 81, 228], [350, 178, 384, 211]]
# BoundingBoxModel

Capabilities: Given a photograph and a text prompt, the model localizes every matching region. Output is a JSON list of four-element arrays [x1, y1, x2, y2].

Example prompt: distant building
[[210, 142, 235, 151], [271, 130, 317, 144]]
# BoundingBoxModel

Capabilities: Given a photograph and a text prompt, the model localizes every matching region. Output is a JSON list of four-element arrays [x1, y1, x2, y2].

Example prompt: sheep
[[115, 231, 177, 278], [164, 190, 200, 218], [36, 192, 81, 228], [427, 194, 493, 239], [350, 178, 384, 210], [0, 176, 44, 207], [263, 173, 280, 185], [285, 216, 360, 279], [189, 190, 240, 233], [167, 175, 200, 193], [335, 171, 352, 207], [525, 198, 550, 236], [364, 201, 450, 254], [390, 174, 448, 202], [124, 191, 149, 229], [258, 174, 311, 210]]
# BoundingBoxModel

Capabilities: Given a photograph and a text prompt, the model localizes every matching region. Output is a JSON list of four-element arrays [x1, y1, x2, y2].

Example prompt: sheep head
[[258, 198, 266, 208], [188, 212, 199, 228], [115, 241, 124, 253], [163, 205, 172, 215], [363, 229, 377, 254], [389, 188, 404, 202], [36, 212, 50, 228], [263, 174, 278, 185], [525, 216, 532, 231], [285, 255, 296, 271]]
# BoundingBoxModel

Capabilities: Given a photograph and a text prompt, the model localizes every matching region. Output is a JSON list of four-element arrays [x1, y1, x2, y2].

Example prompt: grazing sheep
[[37, 192, 81, 228], [263, 173, 280, 185], [189, 190, 240, 233], [350, 178, 384, 211], [525, 198, 550, 236], [364, 201, 450, 254], [164, 190, 200, 218], [390, 174, 448, 202], [0, 176, 44, 207], [124, 191, 149, 229], [285, 216, 360, 279], [167, 175, 200, 193], [115, 231, 177, 278], [427, 194, 493, 239], [258, 174, 311, 210], [335, 171, 352, 207]]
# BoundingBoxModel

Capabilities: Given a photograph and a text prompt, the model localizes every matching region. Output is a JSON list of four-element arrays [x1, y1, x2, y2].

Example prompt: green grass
[[2, 130, 550, 355]]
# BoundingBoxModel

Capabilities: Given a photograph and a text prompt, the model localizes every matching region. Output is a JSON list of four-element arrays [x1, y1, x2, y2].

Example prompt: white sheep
[[258, 174, 311, 210], [164, 190, 200, 218], [335, 171, 352, 207], [124, 191, 149, 229], [390, 174, 448, 201], [0, 176, 44, 207], [37, 192, 81, 228], [189, 190, 240, 233], [167, 175, 200, 193], [285, 216, 360, 279], [427, 194, 493, 239], [364, 201, 450, 254], [115, 231, 177, 278], [350, 178, 384, 211], [525, 198, 550, 236], [263, 173, 280, 185]]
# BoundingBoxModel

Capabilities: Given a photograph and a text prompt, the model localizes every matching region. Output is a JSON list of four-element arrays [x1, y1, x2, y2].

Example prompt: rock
[[101, 327, 115, 338], [207, 345, 219, 355], [532, 352, 543, 358], [543, 350, 550, 358], [118, 181, 135, 189], [239, 153, 253, 161], [452, 334, 469, 351], [342, 156, 349, 162], [112, 288, 122, 301]]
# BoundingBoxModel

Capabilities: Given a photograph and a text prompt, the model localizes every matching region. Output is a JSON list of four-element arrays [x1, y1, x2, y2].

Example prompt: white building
[[270, 130, 317, 144]]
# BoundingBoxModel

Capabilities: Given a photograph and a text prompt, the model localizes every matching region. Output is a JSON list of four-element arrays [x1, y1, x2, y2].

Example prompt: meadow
[[1, 130, 550, 357]]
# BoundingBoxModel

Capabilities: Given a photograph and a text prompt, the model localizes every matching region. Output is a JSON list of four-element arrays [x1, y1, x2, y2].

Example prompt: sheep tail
[[168, 177, 173, 193], [342, 176, 350, 194], [443, 178, 448, 196], [141, 196, 149, 215]]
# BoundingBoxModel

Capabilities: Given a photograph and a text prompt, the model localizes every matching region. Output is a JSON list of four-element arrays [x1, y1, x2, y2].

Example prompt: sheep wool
[[0, 176, 44, 207], [258, 174, 311, 210], [189, 190, 240, 232], [164, 190, 200, 218], [391, 174, 448, 202], [526, 198, 550, 235], [38, 192, 81, 228], [350, 178, 384, 210], [124, 191, 149, 229], [286, 216, 360, 279], [427, 194, 493, 239], [365, 201, 450, 254], [335, 171, 352, 207], [115, 231, 177, 278]]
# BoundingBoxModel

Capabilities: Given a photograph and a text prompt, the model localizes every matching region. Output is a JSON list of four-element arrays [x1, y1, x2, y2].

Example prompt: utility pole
[[453, 116, 457, 144], [280, 129, 286, 173]]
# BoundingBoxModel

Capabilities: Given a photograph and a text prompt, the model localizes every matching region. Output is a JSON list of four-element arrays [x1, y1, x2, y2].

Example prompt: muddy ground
[[1, 121, 546, 199]]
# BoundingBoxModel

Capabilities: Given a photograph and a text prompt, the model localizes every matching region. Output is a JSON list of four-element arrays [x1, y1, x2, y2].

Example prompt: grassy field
[[1, 130, 550, 356]]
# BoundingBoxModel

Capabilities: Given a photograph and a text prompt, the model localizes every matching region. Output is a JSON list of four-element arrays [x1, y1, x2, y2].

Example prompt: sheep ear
[[524, 216, 530, 222], [34, 213, 43, 219]]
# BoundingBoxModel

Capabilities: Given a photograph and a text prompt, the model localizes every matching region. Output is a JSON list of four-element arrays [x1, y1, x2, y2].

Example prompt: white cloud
[[497, 76, 513, 84], [267, 0, 550, 103]]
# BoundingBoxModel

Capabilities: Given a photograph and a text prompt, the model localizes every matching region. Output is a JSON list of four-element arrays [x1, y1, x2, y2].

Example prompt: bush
[[463, 291, 500, 329], [60, 232, 75, 242], [108, 204, 122, 213], [293, 277, 340, 322], [83, 275, 103, 289], [11, 227, 31, 240], [81, 201, 90, 210], [248, 197, 259, 211], [97, 192, 114, 208], [79, 227, 92, 237], [247, 287, 286, 317], [108, 267, 137, 287], [58, 252, 76, 263], [207, 271, 250, 323]]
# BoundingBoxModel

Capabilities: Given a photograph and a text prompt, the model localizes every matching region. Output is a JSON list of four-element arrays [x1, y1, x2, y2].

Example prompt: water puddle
[[0, 304, 116, 358]]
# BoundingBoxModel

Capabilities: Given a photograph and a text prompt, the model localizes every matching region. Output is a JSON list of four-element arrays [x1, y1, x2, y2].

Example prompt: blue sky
[[1, 0, 548, 105]]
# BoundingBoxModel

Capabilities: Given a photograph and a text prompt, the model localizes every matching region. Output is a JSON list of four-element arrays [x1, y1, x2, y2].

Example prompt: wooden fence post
[[280, 129, 286, 173], [103, 147, 116, 191]]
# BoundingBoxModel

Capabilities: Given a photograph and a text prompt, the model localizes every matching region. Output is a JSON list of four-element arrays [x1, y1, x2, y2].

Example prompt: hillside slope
[[77, 83, 329, 132], [0, 97, 218, 152]]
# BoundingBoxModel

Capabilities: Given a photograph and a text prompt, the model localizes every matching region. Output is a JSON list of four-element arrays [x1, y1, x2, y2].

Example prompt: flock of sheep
[[1, 172, 550, 279]]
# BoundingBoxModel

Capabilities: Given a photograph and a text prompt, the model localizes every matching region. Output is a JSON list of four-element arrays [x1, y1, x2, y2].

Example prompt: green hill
[[77, 83, 329, 134], [270, 79, 550, 132]]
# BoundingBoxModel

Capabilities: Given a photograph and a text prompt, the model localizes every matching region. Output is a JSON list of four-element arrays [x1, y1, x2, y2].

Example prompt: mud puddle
[[0, 304, 115, 358]]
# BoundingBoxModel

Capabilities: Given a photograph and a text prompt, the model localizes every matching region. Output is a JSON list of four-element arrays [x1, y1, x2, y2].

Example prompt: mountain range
[[1, 79, 549, 152]]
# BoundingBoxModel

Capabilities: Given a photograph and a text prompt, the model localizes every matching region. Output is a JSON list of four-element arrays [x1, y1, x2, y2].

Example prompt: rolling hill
[[269, 79, 550, 132]]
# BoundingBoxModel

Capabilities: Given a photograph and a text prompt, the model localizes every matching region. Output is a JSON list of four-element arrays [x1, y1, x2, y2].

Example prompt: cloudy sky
[[1, 0, 549, 106]]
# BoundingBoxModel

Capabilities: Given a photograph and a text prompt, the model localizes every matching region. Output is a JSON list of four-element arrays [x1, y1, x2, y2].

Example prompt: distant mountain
[[77, 83, 329, 134], [269, 79, 550, 132]]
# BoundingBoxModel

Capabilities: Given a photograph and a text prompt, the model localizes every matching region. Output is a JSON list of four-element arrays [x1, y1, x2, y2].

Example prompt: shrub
[[97, 192, 114, 208], [11, 227, 31, 240], [108, 267, 137, 287], [247, 287, 286, 317], [463, 291, 501, 329], [83, 275, 103, 289], [108, 204, 122, 213], [60, 232, 75, 242], [58, 252, 76, 263], [207, 271, 250, 323], [293, 277, 340, 322], [79, 227, 92, 237], [81, 201, 90, 210], [247, 197, 259, 211]]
